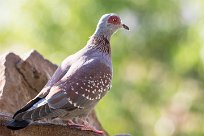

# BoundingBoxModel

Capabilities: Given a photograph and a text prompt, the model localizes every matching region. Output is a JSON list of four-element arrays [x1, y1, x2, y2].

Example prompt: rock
[[0, 52, 34, 114], [0, 50, 108, 136], [16, 50, 58, 92]]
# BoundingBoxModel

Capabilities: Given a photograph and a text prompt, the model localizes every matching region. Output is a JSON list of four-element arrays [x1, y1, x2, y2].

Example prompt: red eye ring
[[108, 15, 121, 25]]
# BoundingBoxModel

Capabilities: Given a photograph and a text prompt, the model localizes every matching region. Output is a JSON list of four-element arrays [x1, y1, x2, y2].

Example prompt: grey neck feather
[[86, 27, 112, 55], [92, 14, 115, 41], [93, 26, 112, 41]]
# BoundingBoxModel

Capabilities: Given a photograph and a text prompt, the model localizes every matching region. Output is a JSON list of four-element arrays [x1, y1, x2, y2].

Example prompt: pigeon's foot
[[78, 125, 104, 134], [67, 118, 104, 134], [67, 119, 84, 127]]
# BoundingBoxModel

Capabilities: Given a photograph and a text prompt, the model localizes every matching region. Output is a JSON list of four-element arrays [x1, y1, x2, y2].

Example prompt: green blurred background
[[0, 0, 204, 135]]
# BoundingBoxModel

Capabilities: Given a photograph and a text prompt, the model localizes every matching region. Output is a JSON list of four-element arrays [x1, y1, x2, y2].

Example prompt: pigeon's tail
[[6, 119, 30, 130]]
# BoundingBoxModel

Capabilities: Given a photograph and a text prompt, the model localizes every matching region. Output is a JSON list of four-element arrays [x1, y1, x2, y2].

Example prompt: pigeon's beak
[[122, 24, 129, 30]]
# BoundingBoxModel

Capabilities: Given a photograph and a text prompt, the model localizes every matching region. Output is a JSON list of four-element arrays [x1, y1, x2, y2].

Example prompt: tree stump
[[0, 50, 108, 136]]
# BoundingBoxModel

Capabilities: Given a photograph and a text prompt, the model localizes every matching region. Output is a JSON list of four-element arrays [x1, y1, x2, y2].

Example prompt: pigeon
[[6, 13, 129, 134]]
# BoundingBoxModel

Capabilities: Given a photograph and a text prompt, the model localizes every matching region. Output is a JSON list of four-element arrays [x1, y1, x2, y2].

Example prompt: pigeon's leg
[[67, 117, 104, 134]]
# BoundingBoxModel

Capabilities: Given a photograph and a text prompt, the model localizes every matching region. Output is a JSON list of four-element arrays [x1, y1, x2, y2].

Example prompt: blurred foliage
[[0, 0, 204, 136]]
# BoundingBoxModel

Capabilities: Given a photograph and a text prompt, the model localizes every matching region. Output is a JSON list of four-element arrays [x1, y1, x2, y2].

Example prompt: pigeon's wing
[[46, 58, 112, 112], [13, 55, 74, 120], [14, 58, 112, 121], [36, 55, 75, 98]]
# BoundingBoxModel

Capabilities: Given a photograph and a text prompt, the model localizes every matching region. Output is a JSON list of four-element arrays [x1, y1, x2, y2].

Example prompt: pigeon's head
[[95, 13, 129, 37]]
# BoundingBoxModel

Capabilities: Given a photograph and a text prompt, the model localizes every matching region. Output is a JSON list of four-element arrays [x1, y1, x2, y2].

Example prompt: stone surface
[[0, 50, 107, 136]]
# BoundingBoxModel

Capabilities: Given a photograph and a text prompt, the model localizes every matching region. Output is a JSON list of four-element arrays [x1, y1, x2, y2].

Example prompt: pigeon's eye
[[112, 18, 117, 22], [108, 16, 121, 25]]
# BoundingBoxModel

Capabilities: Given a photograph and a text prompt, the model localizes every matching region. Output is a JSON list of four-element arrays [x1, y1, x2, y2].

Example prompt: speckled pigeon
[[6, 13, 129, 133]]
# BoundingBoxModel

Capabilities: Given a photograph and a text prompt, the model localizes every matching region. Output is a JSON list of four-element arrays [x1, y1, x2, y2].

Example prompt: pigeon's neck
[[93, 28, 112, 41], [87, 33, 111, 56]]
